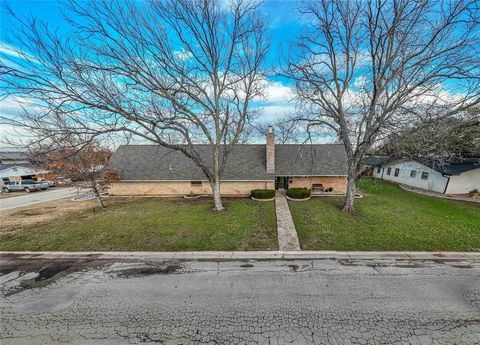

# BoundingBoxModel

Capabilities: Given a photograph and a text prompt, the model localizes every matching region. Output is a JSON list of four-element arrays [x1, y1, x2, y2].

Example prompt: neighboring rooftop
[[426, 158, 480, 176], [377, 156, 480, 175], [364, 155, 390, 167], [110, 144, 348, 181], [0, 147, 31, 166]]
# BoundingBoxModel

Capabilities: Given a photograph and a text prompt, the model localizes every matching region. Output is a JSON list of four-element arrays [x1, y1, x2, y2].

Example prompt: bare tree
[[384, 107, 480, 165], [39, 140, 118, 208], [0, 0, 268, 211], [254, 118, 300, 144], [286, 0, 480, 212]]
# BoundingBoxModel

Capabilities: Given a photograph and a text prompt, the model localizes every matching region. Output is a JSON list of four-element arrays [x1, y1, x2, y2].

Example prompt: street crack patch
[[115, 262, 183, 278]]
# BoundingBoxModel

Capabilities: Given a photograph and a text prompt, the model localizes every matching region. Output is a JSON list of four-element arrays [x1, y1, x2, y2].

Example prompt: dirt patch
[[0, 198, 134, 233], [0, 192, 28, 199], [15, 209, 49, 216]]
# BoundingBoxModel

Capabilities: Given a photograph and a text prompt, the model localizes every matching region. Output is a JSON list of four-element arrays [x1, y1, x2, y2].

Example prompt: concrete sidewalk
[[2, 251, 479, 261]]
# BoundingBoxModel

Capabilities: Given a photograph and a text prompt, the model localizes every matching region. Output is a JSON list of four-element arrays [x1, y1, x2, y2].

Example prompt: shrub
[[286, 188, 311, 199], [251, 189, 275, 199]]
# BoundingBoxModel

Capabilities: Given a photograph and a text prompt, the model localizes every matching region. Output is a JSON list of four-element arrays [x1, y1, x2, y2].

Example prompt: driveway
[[1, 256, 479, 344], [0, 187, 80, 211]]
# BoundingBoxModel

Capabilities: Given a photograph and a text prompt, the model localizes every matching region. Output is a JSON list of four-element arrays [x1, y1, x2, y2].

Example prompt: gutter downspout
[[443, 175, 451, 194]]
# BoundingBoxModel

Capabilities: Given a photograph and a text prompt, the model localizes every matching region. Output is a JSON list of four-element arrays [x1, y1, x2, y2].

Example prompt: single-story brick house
[[109, 129, 348, 196]]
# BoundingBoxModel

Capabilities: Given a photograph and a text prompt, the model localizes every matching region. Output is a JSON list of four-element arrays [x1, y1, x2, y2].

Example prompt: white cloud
[[173, 49, 193, 61], [262, 80, 294, 103], [0, 42, 24, 59], [253, 104, 295, 124], [254, 79, 296, 123], [0, 41, 38, 63], [0, 56, 24, 70], [0, 96, 40, 117], [0, 96, 38, 144], [353, 75, 367, 89], [262, 104, 295, 118], [0, 123, 33, 145]]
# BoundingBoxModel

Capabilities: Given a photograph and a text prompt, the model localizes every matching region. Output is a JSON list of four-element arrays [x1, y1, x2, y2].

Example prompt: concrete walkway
[[399, 184, 480, 203], [275, 195, 301, 251]]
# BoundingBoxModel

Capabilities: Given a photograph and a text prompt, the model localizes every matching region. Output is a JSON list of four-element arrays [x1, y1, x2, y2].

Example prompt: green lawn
[[0, 198, 277, 251], [290, 178, 480, 251]]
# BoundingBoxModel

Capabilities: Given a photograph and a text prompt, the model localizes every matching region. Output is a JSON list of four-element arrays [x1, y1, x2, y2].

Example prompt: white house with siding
[[372, 158, 480, 194]]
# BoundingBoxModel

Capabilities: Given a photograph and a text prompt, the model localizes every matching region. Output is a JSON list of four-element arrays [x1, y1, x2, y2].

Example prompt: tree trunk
[[211, 179, 224, 212], [92, 183, 105, 208], [342, 167, 357, 213], [211, 147, 224, 212]]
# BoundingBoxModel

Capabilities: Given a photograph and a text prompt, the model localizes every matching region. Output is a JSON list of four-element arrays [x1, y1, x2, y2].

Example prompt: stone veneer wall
[[109, 180, 275, 196], [288, 176, 347, 192]]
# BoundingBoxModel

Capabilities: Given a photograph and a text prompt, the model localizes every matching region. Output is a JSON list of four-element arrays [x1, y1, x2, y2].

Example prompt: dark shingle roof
[[111, 145, 272, 180], [363, 155, 390, 167], [426, 158, 480, 175], [111, 144, 348, 181], [275, 144, 348, 176], [379, 157, 480, 175]]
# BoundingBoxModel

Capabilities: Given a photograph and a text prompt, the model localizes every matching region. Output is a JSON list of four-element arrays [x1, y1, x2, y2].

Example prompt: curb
[[251, 196, 275, 202], [1, 251, 479, 261], [183, 194, 207, 199], [285, 196, 311, 202]]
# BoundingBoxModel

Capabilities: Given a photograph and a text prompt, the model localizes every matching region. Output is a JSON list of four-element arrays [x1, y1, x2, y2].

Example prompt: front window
[[376, 167, 381, 173], [386, 167, 391, 175], [421, 172, 429, 180], [394, 168, 400, 177], [410, 170, 417, 178]]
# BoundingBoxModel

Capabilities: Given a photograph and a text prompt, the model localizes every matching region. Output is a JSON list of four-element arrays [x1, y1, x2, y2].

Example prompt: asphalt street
[[0, 187, 79, 211], [1, 256, 479, 344]]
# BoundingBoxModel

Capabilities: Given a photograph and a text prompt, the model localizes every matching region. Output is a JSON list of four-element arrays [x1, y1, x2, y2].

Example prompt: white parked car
[[35, 181, 50, 190]]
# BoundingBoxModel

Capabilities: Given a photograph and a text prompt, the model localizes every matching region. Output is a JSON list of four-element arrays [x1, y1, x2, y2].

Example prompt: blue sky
[[1, 0, 303, 62], [0, 0, 304, 128]]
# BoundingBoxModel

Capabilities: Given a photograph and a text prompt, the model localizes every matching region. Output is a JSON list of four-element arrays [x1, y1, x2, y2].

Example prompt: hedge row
[[251, 189, 275, 199], [286, 188, 311, 199]]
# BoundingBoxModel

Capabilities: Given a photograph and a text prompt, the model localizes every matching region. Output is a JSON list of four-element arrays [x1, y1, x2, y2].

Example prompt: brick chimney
[[266, 126, 275, 174]]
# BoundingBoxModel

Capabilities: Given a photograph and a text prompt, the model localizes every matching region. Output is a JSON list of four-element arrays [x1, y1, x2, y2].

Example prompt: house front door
[[276, 177, 288, 190]]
